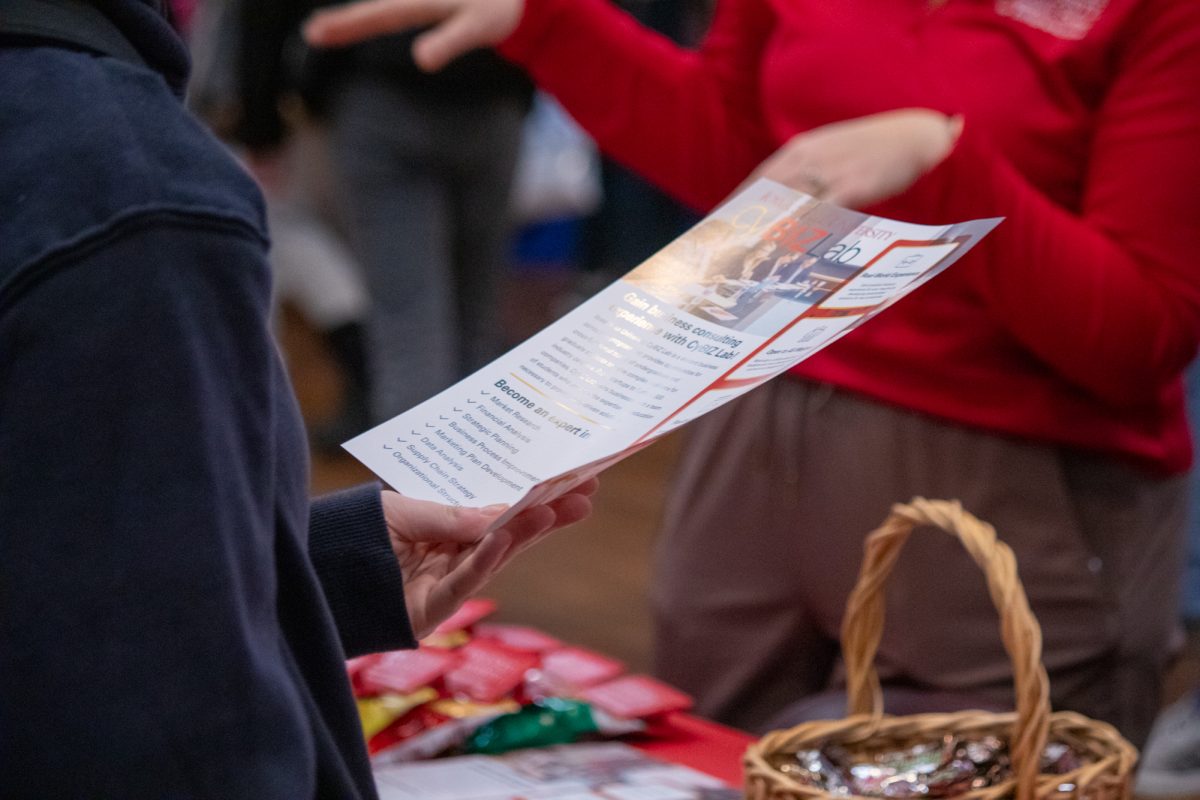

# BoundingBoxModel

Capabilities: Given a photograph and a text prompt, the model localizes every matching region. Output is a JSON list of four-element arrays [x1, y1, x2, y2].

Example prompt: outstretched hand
[[381, 480, 597, 639], [303, 0, 523, 71], [749, 109, 963, 209]]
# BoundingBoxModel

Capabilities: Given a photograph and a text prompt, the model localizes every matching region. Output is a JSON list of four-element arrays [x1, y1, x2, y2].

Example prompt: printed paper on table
[[373, 741, 739, 799], [344, 179, 1001, 525]]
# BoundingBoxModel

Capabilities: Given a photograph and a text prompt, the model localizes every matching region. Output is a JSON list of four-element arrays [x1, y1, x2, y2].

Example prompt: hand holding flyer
[[345, 180, 1001, 524]]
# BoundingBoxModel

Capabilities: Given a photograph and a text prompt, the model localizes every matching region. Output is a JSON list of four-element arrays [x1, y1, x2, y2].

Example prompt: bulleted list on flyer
[[345, 179, 1001, 522]]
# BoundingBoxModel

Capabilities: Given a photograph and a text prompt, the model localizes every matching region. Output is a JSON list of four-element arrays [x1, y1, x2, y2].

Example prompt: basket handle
[[840, 498, 1051, 800]]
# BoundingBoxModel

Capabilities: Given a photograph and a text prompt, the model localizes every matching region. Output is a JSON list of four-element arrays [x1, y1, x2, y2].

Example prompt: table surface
[[631, 711, 756, 787]]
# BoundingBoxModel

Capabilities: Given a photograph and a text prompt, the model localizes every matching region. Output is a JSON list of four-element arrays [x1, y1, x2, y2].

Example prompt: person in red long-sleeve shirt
[[306, 0, 1200, 746]]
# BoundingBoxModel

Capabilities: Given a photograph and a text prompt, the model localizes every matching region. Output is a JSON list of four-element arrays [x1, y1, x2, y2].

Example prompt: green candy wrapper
[[464, 698, 643, 755]]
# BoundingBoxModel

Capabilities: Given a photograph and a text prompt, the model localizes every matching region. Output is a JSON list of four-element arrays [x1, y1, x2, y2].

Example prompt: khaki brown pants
[[651, 379, 1186, 747]]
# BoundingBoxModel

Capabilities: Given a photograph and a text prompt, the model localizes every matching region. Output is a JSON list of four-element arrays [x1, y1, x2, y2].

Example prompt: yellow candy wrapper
[[356, 688, 438, 739]]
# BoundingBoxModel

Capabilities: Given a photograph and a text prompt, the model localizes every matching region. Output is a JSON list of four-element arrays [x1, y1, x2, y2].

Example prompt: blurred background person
[[306, 0, 1200, 750], [231, 0, 534, 428], [189, 0, 374, 448]]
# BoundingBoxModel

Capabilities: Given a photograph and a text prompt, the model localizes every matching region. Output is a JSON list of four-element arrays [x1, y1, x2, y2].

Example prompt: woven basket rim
[[743, 701, 1138, 798]]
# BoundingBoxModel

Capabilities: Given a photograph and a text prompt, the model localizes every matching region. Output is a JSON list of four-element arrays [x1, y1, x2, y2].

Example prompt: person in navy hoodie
[[0, 1, 594, 796]]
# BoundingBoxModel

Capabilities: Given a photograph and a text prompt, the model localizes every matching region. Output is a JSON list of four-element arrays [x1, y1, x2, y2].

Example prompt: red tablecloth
[[632, 711, 755, 787]]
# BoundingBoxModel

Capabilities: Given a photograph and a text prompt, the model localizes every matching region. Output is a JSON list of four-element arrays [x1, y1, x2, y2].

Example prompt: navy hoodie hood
[[90, 0, 190, 94]]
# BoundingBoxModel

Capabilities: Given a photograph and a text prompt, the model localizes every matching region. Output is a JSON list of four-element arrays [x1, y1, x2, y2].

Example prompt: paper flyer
[[345, 179, 1001, 522], [373, 742, 738, 799]]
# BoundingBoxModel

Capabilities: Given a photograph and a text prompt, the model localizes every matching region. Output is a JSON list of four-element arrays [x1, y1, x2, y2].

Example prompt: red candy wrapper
[[443, 640, 540, 703], [360, 648, 460, 696], [346, 654, 381, 696], [432, 598, 497, 635], [580, 675, 693, 719], [475, 624, 562, 653], [540, 647, 625, 690]]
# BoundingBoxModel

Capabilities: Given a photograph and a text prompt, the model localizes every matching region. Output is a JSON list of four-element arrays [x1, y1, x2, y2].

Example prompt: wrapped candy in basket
[[743, 499, 1138, 800]]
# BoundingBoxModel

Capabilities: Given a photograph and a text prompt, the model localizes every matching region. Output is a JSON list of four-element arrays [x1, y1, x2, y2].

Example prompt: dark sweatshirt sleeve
[[308, 484, 418, 657], [0, 218, 334, 797]]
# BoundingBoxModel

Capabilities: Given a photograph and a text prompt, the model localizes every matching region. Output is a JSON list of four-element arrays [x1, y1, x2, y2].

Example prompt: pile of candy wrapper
[[769, 735, 1086, 797], [348, 599, 694, 764]]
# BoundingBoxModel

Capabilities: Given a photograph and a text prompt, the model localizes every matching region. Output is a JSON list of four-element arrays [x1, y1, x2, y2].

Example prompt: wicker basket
[[743, 498, 1137, 800]]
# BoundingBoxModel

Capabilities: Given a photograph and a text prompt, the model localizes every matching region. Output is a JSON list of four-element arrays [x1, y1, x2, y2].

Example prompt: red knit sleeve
[[498, 0, 778, 211], [889, 0, 1200, 410]]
